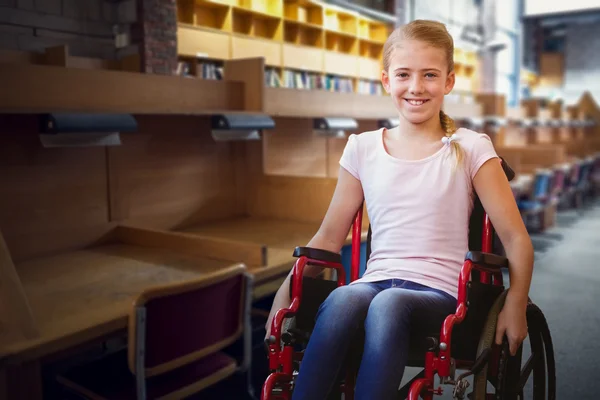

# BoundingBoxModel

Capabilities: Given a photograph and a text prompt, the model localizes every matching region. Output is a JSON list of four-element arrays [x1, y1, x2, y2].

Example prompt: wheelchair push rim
[[471, 295, 556, 400]]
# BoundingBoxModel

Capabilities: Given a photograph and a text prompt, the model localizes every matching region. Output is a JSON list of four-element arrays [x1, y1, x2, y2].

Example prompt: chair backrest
[[127, 264, 248, 378], [367, 158, 515, 261], [532, 170, 552, 200], [552, 167, 565, 192]]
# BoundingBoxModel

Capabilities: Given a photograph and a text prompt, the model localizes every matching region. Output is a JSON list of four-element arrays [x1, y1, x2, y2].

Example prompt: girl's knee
[[319, 284, 376, 316], [366, 290, 417, 326]]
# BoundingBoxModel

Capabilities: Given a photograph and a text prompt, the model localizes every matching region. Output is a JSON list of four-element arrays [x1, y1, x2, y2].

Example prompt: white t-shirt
[[339, 127, 499, 299]]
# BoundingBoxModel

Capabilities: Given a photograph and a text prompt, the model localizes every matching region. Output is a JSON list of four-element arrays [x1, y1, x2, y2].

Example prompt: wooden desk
[[0, 218, 367, 399], [179, 216, 368, 297], [0, 242, 240, 366]]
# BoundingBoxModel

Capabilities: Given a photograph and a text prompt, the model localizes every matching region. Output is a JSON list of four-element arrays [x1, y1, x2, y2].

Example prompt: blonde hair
[[383, 20, 464, 169]]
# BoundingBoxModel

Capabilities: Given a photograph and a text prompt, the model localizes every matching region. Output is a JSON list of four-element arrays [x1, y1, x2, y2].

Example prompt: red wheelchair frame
[[262, 201, 508, 400]]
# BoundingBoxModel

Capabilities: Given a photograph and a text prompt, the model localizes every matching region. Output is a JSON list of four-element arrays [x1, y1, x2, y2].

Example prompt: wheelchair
[[262, 158, 556, 400]]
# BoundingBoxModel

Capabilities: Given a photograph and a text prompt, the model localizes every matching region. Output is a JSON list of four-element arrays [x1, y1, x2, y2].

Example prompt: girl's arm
[[473, 157, 534, 355], [265, 167, 364, 337]]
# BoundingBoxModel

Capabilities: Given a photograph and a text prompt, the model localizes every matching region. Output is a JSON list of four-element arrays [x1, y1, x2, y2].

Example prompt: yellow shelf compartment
[[464, 50, 477, 67], [231, 34, 282, 66], [325, 30, 357, 55], [358, 15, 388, 43], [323, 3, 358, 35], [232, 6, 283, 40], [453, 47, 476, 76], [177, 24, 231, 60], [237, 0, 283, 18], [359, 38, 383, 61], [178, 0, 233, 31], [283, 0, 323, 25], [284, 20, 323, 47], [282, 43, 323, 73]]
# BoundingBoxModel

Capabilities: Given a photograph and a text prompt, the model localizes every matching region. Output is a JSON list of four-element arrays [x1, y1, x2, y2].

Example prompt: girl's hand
[[265, 286, 292, 340], [495, 292, 529, 355]]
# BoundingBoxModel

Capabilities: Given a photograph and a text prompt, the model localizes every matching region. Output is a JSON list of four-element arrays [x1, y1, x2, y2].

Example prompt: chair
[[57, 264, 255, 400], [261, 158, 556, 399], [516, 168, 554, 232]]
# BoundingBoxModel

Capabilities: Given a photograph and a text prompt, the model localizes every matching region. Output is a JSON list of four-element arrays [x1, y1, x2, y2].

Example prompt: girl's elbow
[[505, 231, 534, 256]]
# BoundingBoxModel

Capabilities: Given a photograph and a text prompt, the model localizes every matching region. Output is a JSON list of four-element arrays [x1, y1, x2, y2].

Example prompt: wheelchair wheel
[[472, 295, 556, 399]]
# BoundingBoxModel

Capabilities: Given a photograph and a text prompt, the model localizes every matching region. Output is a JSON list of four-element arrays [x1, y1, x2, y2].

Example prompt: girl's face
[[381, 39, 455, 126]]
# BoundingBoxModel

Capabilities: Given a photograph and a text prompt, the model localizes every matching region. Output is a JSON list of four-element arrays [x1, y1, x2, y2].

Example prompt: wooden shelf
[[0, 63, 246, 114], [283, 19, 323, 46], [265, 86, 396, 118], [282, 43, 323, 72], [323, 4, 358, 35], [236, 0, 283, 17], [193, 0, 232, 30], [325, 30, 357, 54], [323, 51, 358, 77], [359, 39, 383, 59], [283, 0, 323, 25], [232, 6, 283, 39], [232, 34, 282, 66], [177, 1, 481, 95], [178, 25, 231, 60], [358, 57, 381, 80], [176, 0, 393, 96], [358, 15, 387, 43]]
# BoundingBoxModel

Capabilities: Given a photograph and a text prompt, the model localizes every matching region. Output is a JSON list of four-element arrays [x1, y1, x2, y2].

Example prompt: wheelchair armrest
[[293, 246, 342, 264], [465, 251, 508, 270]]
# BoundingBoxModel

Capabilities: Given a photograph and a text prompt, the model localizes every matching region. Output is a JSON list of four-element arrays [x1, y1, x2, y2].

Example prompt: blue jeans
[[291, 279, 457, 400]]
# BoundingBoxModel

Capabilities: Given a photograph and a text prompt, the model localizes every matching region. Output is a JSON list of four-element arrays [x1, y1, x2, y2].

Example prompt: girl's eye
[[425, 73, 437, 78], [396, 73, 409, 78]]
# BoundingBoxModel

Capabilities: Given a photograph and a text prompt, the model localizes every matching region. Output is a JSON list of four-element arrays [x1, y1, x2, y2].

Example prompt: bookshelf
[[176, 0, 389, 95]]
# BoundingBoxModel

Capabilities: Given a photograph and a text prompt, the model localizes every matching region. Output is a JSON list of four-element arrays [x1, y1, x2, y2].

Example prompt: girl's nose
[[409, 77, 424, 94]]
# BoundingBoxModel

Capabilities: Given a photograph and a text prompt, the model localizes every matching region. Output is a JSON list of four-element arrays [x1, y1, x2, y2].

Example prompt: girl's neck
[[393, 113, 445, 143]]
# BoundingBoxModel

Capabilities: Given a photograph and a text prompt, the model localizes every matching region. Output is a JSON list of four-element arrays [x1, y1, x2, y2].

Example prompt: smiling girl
[[265, 20, 534, 400]]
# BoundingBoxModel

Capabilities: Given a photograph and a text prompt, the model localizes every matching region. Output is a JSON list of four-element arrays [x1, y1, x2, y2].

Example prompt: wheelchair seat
[[287, 272, 504, 367]]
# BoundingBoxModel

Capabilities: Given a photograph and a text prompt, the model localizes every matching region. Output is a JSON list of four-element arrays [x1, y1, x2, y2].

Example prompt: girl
[[265, 19, 533, 400]]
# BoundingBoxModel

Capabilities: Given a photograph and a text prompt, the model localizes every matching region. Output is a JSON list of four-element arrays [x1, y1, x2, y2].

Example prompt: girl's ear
[[444, 71, 456, 95], [381, 70, 391, 94]]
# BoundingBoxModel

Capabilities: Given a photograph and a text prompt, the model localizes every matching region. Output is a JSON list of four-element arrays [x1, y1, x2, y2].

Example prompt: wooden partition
[[0, 115, 114, 262], [106, 115, 245, 228], [262, 118, 379, 178]]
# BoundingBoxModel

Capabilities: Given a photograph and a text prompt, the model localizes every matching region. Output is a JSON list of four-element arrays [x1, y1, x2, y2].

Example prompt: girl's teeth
[[408, 100, 425, 105]]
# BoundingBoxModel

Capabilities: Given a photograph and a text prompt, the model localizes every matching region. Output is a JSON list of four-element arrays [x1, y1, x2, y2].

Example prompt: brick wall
[[133, 0, 177, 75], [0, 0, 137, 59]]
